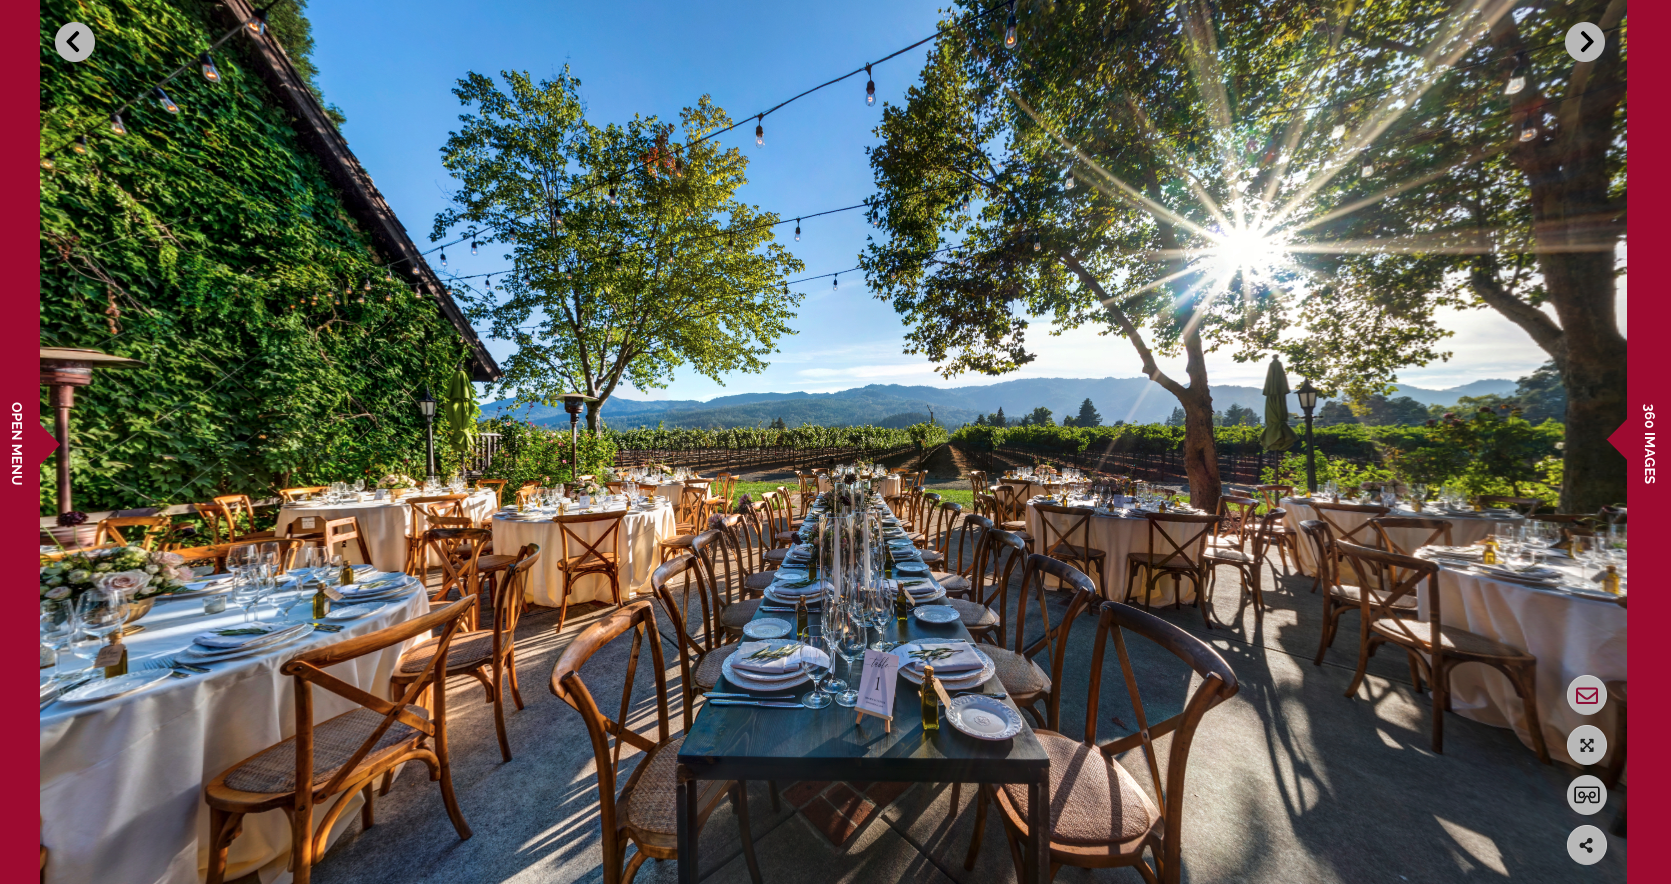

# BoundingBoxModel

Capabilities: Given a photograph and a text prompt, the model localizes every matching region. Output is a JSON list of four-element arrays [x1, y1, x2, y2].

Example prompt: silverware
[[705, 699, 805, 709], [313, 623, 344, 632], [705, 692, 795, 701], [955, 691, 1008, 700]]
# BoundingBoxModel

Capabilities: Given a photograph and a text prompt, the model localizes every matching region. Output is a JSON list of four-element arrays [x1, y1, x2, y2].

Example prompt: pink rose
[[96, 570, 152, 596]]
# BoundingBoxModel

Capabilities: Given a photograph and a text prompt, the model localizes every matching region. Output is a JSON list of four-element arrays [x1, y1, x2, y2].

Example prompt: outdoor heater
[[416, 386, 438, 479], [40, 347, 146, 514], [560, 392, 597, 481], [1295, 378, 1319, 494]]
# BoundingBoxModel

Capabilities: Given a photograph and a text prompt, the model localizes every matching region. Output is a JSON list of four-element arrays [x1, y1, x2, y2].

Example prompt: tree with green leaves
[[1223, 403, 1259, 427], [991, 407, 1007, 428], [1165, 407, 1187, 428], [770, 416, 788, 430], [433, 71, 804, 432], [1075, 398, 1102, 427], [1317, 401, 1358, 427]]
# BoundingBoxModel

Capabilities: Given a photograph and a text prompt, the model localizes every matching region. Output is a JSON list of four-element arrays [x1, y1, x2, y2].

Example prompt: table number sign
[[854, 649, 900, 731]]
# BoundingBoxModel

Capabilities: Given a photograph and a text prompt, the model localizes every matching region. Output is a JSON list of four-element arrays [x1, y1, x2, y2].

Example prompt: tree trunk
[[1177, 376, 1222, 513], [585, 399, 604, 434], [1547, 250, 1626, 511]]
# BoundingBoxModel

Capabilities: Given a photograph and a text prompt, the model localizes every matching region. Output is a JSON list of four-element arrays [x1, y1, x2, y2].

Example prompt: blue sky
[[306, 0, 1588, 402]]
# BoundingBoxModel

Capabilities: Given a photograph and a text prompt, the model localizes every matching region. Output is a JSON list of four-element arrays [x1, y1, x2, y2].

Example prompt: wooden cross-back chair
[[951, 521, 1026, 646], [1477, 495, 1543, 515], [967, 469, 988, 497], [405, 514, 476, 579], [759, 491, 798, 568], [916, 492, 947, 562], [477, 478, 508, 507], [278, 486, 328, 503], [1123, 512, 1221, 628], [963, 600, 1240, 884], [1209, 496, 1260, 554], [203, 596, 477, 884], [1369, 516, 1454, 558], [709, 472, 738, 514], [1307, 501, 1390, 592], [1336, 541, 1550, 763], [414, 526, 490, 622], [1204, 509, 1285, 631], [675, 484, 711, 535], [1298, 519, 1412, 667], [550, 598, 762, 884], [211, 494, 276, 543], [554, 510, 629, 632], [408, 493, 470, 520], [973, 491, 1004, 525], [391, 544, 540, 764], [1032, 502, 1107, 598], [1252, 484, 1298, 572], [93, 515, 172, 550], [652, 539, 743, 696], [928, 501, 978, 599], [704, 515, 767, 642], [982, 549, 1097, 730], [736, 496, 781, 601], [991, 482, 1030, 530], [315, 517, 373, 566], [775, 484, 811, 532]]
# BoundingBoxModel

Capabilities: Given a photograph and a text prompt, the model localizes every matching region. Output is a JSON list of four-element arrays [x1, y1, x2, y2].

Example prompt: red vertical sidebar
[[1627, 4, 1656, 879], [10, 1, 42, 879]]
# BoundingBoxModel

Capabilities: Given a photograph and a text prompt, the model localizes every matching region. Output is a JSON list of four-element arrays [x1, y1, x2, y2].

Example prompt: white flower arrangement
[[41, 546, 192, 602], [377, 473, 418, 489]]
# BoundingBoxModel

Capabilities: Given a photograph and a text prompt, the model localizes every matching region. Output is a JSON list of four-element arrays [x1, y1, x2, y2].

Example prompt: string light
[[865, 64, 876, 106], [795, 218, 801, 241], [470, 241, 479, 255], [608, 185, 618, 205], [1063, 168, 1075, 190], [1505, 51, 1528, 96], [153, 87, 179, 114], [1033, 232, 1041, 251], [440, 251, 447, 267], [673, 156, 684, 178], [248, 8, 267, 36], [756, 114, 764, 147], [71, 136, 88, 156], [363, 276, 372, 291], [832, 274, 839, 291], [40, 155, 55, 171], [1330, 123, 1346, 139], [1519, 113, 1538, 142], [1360, 160, 1374, 177], [109, 113, 126, 136], [199, 52, 221, 83], [1004, 2, 1018, 49]]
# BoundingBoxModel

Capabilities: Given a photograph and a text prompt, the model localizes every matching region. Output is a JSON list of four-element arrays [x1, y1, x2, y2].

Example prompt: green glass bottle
[[920, 664, 941, 732], [312, 581, 331, 619], [795, 595, 809, 639], [894, 579, 913, 625], [339, 558, 356, 589]]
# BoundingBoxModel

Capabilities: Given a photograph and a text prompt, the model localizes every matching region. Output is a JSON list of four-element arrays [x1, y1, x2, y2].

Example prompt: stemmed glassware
[[830, 608, 866, 707], [800, 634, 833, 709], [74, 589, 129, 667], [40, 599, 80, 682]]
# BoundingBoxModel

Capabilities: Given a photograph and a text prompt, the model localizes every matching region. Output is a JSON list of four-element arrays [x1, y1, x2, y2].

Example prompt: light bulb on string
[[755, 115, 764, 147], [248, 8, 267, 36], [385, 268, 393, 282], [832, 274, 839, 292], [608, 185, 618, 206], [1063, 169, 1075, 190], [1004, 3, 1018, 48], [1330, 123, 1345, 139], [154, 87, 179, 114], [1519, 114, 1538, 142], [1505, 51, 1528, 96], [795, 218, 801, 242], [40, 154, 55, 171], [200, 52, 220, 83], [1360, 160, 1374, 178], [470, 241, 478, 256], [71, 136, 88, 156], [865, 64, 876, 106], [363, 277, 372, 292], [1033, 232, 1041, 252], [439, 251, 447, 267], [673, 156, 684, 178], [110, 113, 126, 136]]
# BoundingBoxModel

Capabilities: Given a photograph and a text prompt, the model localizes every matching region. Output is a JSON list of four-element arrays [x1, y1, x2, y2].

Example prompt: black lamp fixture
[[1295, 379, 1319, 494], [559, 392, 598, 482], [416, 386, 439, 479]]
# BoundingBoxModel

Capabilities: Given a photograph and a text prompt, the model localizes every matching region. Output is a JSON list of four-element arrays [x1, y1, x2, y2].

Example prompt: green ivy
[[40, 0, 467, 515], [479, 418, 618, 488]]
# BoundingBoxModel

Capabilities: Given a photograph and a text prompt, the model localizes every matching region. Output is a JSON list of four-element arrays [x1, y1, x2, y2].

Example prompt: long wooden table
[[674, 497, 1051, 883]]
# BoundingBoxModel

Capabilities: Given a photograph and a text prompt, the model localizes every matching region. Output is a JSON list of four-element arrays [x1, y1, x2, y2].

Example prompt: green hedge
[[40, 0, 466, 515]]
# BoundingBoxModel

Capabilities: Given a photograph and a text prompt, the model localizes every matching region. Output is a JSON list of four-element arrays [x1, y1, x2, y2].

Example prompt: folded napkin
[[186, 575, 238, 591], [904, 640, 983, 674], [888, 579, 939, 599], [1477, 564, 1560, 581], [783, 543, 814, 562], [732, 641, 821, 675], [772, 578, 831, 598], [192, 623, 289, 650], [340, 576, 406, 598], [1426, 546, 1483, 559]]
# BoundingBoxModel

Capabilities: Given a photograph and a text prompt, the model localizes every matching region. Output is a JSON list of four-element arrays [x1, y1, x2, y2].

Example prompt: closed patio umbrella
[[441, 368, 480, 459], [1261, 358, 1300, 452]]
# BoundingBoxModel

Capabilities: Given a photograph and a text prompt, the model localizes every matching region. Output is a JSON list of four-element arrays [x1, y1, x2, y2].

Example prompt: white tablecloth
[[1024, 502, 1205, 605], [491, 500, 677, 606], [1417, 561, 1627, 765], [1282, 498, 1520, 577], [819, 475, 902, 499], [40, 582, 429, 884], [274, 489, 498, 572]]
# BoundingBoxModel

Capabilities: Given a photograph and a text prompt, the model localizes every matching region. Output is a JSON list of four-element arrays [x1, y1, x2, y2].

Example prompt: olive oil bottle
[[921, 664, 941, 732]]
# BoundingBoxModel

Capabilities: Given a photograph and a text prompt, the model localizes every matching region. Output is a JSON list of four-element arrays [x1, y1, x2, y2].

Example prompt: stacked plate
[[162, 576, 239, 601], [765, 577, 829, 606], [894, 578, 946, 604], [334, 573, 419, 604], [177, 622, 316, 664], [891, 640, 995, 690], [945, 694, 1024, 741], [720, 639, 819, 691]]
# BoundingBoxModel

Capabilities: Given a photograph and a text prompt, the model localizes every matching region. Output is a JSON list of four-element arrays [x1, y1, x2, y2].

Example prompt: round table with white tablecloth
[[491, 498, 677, 606], [1024, 500, 1211, 606], [1282, 497, 1521, 577], [819, 474, 901, 499], [40, 578, 429, 884], [1416, 557, 1626, 765], [273, 489, 499, 572]]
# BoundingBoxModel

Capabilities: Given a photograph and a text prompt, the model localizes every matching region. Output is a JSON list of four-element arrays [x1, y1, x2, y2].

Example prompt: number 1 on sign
[[854, 649, 899, 731]]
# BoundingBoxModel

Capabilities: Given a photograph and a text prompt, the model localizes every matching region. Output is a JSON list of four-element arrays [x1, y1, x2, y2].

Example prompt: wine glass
[[831, 608, 867, 708], [74, 588, 129, 668], [799, 634, 833, 709], [40, 599, 80, 682], [1573, 535, 1608, 581]]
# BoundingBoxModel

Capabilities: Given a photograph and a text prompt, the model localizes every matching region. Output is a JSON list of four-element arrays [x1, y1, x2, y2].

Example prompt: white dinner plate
[[946, 695, 1024, 741], [765, 587, 826, 606], [56, 670, 174, 704], [891, 642, 995, 691], [324, 603, 382, 621], [742, 618, 792, 640], [912, 605, 960, 625], [179, 623, 316, 663], [721, 648, 813, 691]]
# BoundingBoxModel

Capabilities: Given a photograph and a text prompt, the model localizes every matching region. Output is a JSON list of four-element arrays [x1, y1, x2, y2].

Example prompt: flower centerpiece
[[41, 546, 193, 603], [377, 473, 418, 490], [578, 479, 604, 503]]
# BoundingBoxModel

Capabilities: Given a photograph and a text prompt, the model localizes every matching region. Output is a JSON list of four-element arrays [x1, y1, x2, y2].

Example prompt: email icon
[[1567, 677, 1607, 714], [1575, 688, 1599, 704]]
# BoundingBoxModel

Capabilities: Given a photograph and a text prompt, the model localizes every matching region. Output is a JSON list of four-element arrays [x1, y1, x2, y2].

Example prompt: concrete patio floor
[[303, 551, 1626, 883]]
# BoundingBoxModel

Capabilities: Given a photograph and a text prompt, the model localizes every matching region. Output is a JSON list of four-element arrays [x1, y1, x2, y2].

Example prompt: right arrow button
[[1566, 23, 1605, 63]]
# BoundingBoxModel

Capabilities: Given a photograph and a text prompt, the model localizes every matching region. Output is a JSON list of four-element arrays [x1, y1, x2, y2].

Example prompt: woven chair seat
[[773, 531, 799, 545], [764, 548, 790, 565], [719, 599, 763, 631], [558, 551, 620, 569], [907, 532, 927, 546], [1000, 731, 1160, 847], [1204, 548, 1254, 564], [945, 598, 999, 632], [396, 631, 495, 675], [1049, 543, 1106, 561], [1333, 584, 1418, 610], [658, 533, 697, 552], [1000, 521, 1029, 532], [695, 643, 740, 691], [918, 549, 945, 567], [1372, 621, 1531, 659], [987, 647, 1049, 696], [624, 736, 686, 837], [221, 706, 426, 795], [932, 572, 972, 597], [743, 570, 777, 593]]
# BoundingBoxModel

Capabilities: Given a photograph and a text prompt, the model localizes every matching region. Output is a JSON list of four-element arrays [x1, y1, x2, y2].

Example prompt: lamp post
[[416, 386, 438, 480], [1295, 379, 1319, 494], [560, 393, 597, 483]]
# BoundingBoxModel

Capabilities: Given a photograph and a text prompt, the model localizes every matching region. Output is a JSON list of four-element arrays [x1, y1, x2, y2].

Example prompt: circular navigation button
[[1566, 23, 1605, 63], [1566, 775, 1608, 816], [1565, 675, 1607, 715], [1567, 725, 1607, 766], [1567, 824, 1607, 865], [53, 22, 94, 62]]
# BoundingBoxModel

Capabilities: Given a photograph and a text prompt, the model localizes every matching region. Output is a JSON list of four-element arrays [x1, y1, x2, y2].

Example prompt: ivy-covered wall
[[40, 0, 468, 515]]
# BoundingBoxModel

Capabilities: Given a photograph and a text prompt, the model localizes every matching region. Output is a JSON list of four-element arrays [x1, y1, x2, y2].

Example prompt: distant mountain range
[[481, 376, 1518, 430]]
